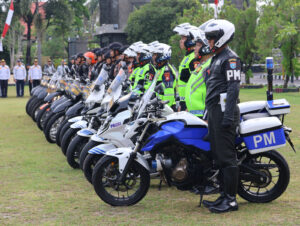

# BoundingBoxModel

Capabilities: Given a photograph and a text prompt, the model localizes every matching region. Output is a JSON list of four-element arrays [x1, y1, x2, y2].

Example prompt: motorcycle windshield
[[95, 66, 109, 86], [107, 68, 126, 94], [136, 70, 159, 119]]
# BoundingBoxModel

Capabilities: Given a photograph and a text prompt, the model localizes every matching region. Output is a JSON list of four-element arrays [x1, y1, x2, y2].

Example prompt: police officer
[[185, 25, 213, 118], [57, 59, 69, 76], [128, 42, 142, 84], [13, 59, 27, 97], [0, 59, 10, 98], [202, 19, 240, 213], [43, 58, 56, 75], [28, 58, 42, 88], [153, 43, 178, 110], [173, 23, 198, 110], [131, 42, 156, 91]]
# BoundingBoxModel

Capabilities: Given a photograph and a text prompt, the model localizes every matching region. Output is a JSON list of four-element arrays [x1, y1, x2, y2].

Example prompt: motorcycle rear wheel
[[92, 156, 150, 206], [238, 150, 290, 203]]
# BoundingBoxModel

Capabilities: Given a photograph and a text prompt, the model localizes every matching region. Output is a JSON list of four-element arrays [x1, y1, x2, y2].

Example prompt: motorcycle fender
[[91, 134, 105, 142], [68, 116, 83, 123], [53, 99, 73, 113], [37, 90, 47, 100], [70, 120, 88, 129], [105, 148, 150, 173], [77, 128, 97, 137], [44, 92, 60, 102], [65, 101, 84, 117], [88, 143, 116, 155]]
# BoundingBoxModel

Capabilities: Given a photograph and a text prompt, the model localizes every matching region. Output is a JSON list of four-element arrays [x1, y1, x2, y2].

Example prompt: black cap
[[109, 42, 123, 51]]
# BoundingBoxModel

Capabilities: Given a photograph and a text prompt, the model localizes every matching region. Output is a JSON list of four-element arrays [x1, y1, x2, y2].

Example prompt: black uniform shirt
[[205, 47, 241, 122]]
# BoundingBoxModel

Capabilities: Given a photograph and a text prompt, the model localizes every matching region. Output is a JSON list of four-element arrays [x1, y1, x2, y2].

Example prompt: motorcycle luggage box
[[266, 99, 290, 115], [239, 117, 286, 154]]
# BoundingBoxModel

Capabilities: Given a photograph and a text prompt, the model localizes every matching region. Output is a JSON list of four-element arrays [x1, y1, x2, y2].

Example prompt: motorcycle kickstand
[[198, 186, 205, 207], [158, 179, 163, 191]]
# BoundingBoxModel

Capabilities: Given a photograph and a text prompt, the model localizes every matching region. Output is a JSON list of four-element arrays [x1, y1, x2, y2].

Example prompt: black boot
[[209, 166, 239, 213], [203, 192, 225, 208]]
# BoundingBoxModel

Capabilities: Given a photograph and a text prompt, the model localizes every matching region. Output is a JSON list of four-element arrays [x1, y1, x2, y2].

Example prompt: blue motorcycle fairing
[[44, 92, 60, 102], [65, 101, 84, 116], [141, 121, 210, 152]]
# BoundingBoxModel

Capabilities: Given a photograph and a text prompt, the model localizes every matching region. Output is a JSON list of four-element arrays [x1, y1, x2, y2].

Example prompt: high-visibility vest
[[132, 64, 148, 90], [143, 63, 156, 90], [185, 58, 211, 117], [178, 51, 195, 101], [157, 64, 177, 107], [129, 67, 140, 83]]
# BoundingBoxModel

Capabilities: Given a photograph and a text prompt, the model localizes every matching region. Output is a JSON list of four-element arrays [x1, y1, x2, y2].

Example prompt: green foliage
[[257, 0, 300, 86], [126, 0, 200, 44]]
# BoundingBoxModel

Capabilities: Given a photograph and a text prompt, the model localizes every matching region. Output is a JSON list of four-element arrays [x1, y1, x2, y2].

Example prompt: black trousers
[[32, 80, 41, 88], [16, 80, 25, 97], [208, 104, 239, 169], [0, 79, 8, 97], [29, 81, 32, 95]]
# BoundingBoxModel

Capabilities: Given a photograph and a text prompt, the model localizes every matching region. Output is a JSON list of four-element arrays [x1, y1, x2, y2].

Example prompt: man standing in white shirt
[[57, 59, 69, 76], [29, 58, 42, 88], [13, 59, 27, 97], [0, 59, 11, 98]]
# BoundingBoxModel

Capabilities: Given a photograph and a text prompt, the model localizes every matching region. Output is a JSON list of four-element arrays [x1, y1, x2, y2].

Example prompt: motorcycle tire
[[26, 96, 36, 115], [66, 135, 89, 169], [27, 97, 39, 117], [30, 100, 45, 122], [238, 150, 290, 203], [36, 105, 50, 130], [60, 127, 79, 155], [92, 156, 150, 206], [56, 118, 71, 147], [83, 153, 102, 184], [79, 140, 100, 170], [43, 112, 65, 143]]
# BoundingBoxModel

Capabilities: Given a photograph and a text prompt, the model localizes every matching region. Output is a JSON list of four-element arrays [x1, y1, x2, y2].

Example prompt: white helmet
[[124, 48, 137, 57], [204, 19, 235, 49], [173, 22, 191, 36], [147, 41, 160, 53], [133, 43, 152, 62], [155, 43, 172, 63], [187, 26, 208, 46]]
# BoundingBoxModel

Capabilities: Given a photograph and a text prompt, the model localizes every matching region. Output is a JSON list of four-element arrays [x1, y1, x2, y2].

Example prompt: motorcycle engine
[[171, 158, 188, 182]]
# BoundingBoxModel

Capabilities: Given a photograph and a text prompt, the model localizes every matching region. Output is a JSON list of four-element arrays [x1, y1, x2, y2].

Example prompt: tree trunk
[[37, 32, 42, 65], [26, 20, 32, 66], [284, 74, 289, 88]]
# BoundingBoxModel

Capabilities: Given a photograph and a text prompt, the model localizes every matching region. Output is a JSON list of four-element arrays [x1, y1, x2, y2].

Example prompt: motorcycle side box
[[239, 117, 286, 154]]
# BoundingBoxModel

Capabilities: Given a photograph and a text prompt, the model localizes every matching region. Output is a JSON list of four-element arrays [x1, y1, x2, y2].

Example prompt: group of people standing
[[68, 19, 241, 214], [0, 57, 70, 98]]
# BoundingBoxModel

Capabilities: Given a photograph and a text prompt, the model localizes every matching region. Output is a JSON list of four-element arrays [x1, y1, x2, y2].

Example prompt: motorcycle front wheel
[[66, 135, 89, 169], [238, 150, 290, 203], [92, 156, 150, 206]]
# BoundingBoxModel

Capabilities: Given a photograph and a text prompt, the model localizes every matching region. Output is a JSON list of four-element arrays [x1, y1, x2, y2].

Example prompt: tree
[[13, 0, 39, 65], [220, 0, 259, 84], [126, 0, 200, 44], [257, 0, 300, 88]]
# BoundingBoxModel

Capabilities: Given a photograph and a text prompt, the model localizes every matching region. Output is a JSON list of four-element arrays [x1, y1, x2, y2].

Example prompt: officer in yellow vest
[[173, 23, 198, 110], [131, 43, 156, 91], [185, 26, 213, 118], [153, 43, 178, 110]]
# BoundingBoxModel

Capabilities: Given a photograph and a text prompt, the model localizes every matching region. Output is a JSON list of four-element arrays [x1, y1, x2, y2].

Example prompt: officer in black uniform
[[202, 19, 241, 213]]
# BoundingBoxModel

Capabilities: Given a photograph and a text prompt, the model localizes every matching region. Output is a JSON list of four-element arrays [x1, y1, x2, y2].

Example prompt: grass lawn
[[0, 86, 300, 225]]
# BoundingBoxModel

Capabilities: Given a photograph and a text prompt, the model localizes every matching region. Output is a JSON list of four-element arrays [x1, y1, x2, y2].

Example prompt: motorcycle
[[91, 73, 295, 207]]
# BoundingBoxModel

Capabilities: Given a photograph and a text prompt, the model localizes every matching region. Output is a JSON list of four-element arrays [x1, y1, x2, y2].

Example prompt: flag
[[1, 0, 14, 39]]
